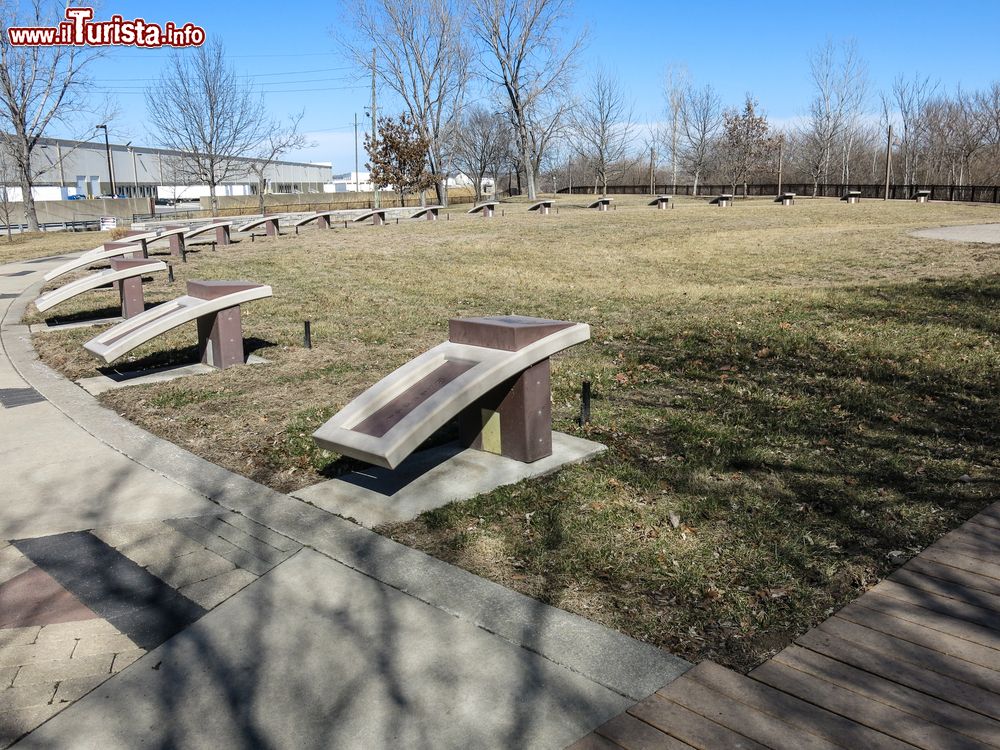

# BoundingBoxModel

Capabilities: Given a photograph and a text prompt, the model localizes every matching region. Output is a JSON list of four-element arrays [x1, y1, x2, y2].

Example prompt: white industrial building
[[1, 136, 332, 202], [328, 170, 495, 195]]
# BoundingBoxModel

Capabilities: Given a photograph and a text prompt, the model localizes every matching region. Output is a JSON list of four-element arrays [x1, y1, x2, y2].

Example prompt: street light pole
[[96, 124, 115, 196], [884, 124, 893, 201]]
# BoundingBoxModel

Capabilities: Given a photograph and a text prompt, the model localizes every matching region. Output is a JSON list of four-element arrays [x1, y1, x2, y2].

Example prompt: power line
[[94, 66, 356, 82]]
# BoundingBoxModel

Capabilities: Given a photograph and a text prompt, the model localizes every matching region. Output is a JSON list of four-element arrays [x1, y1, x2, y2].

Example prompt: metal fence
[[557, 183, 1000, 203]]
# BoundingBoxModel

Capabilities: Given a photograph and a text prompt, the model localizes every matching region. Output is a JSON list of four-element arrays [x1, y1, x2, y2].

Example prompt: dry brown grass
[[0, 230, 113, 266]]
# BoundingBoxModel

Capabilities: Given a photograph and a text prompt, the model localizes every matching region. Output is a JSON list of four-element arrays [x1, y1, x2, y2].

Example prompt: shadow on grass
[[391, 275, 999, 672]]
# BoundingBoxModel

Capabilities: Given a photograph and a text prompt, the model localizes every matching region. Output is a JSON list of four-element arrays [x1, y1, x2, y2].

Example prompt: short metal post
[[181, 246, 187, 263], [167, 264, 174, 283], [303, 320, 312, 349], [580, 380, 591, 425], [344, 220, 348, 229]]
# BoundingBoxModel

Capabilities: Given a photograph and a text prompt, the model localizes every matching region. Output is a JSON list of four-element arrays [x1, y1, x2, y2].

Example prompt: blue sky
[[56, 1, 1000, 171]]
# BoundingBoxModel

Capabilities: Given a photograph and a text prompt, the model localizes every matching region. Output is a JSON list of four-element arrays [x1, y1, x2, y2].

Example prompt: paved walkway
[[0, 254, 690, 748], [572, 501, 1000, 749], [910, 223, 1000, 243]]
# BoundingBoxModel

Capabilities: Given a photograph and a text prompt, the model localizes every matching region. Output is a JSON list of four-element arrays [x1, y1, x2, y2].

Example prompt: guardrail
[[0, 219, 101, 233]]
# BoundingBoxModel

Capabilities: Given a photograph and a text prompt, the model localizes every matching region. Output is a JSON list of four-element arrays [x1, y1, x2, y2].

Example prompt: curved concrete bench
[[843, 190, 861, 204], [43, 241, 146, 283], [83, 280, 272, 369], [528, 200, 554, 215], [649, 195, 672, 209], [35, 259, 166, 316], [587, 197, 613, 211], [184, 221, 234, 246], [776, 192, 796, 206], [354, 209, 388, 226], [410, 206, 442, 221], [914, 189, 931, 203], [293, 211, 339, 233], [312, 315, 590, 470], [467, 201, 499, 218], [235, 215, 283, 239], [713, 194, 733, 207]]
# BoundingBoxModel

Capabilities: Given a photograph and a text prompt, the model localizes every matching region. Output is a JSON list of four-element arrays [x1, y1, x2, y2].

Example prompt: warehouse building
[[2, 135, 331, 202]]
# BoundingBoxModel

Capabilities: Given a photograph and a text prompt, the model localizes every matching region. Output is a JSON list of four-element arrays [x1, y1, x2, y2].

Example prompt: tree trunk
[[693, 173, 700, 197], [18, 165, 39, 232], [209, 181, 219, 217], [257, 176, 266, 216]]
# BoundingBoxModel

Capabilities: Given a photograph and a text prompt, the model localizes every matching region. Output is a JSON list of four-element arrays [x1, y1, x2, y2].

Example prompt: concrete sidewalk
[[0, 254, 690, 748]]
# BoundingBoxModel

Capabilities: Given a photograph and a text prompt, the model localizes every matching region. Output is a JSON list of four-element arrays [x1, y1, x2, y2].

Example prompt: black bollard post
[[303, 320, 312, 349], [167, 264, 175, 283], [580, 380, 591, 425], [180, 246, 187, 263]]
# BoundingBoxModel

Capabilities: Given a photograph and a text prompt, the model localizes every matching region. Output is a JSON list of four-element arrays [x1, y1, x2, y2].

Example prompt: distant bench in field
[[467, 201, 499, 218]]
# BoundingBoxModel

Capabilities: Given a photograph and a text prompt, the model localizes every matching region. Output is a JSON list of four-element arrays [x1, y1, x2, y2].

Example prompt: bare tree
[[721, 95, 772, 195], [146, 40, 267, 216], [245, 113, 312, 216], [0, 0, 102, 230], [883, 73, 938, 185], [680, 83, 723, 196], [339, 0, 469, 206], [451, 106, 510, 202], [469, 0, 584, 200], [801, 40, 867, 195], [569, 68, 634, 195], [0, 151, 16, 241], [663, 64, 688, 192]]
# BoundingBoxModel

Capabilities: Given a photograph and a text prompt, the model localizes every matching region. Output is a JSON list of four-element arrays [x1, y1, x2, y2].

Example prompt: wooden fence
[[557, 183, 1000, 203]]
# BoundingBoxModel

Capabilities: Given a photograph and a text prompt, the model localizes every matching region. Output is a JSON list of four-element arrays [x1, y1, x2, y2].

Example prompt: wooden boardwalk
[[570, 502, 1000, 750]]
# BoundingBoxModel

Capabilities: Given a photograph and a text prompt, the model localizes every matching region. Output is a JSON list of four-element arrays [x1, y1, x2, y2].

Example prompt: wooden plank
[[921, 546, 1000, 582], [970, 504, 1000, 526], [818, 615, 1000, 696], [935, 526, 1000, 559], [656, 670, 842, 750], [838, 601, 1000, 670], [566, 732, 626, 750], [752, 659, 987, 750], [629, 693, 768, 750], [772, 646, 1000, 747], [903, 557, 1000, 597], [855, 593, 1000, 650], [870, 580, 1000, 632], [932, 536, 998, 565], [686, 661, 913, 750], [797, 627, 1000, 720], [595, 713, 693, 750], [966, 516, 1000, 534], [890, 568, 1000, 613], [949, 522, 1000, 546]]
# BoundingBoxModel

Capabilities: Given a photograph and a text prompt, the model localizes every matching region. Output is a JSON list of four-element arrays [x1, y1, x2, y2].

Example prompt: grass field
[[23, 195, 1000, 671], [0, 229, 117, 266]]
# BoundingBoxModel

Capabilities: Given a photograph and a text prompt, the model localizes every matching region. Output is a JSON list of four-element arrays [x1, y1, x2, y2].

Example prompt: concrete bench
[[354, 209, 388, 226], [410, 205, 442, 221], [587, 197, 613, 211], [184, 220, 234, 246], [527, 200, 554, 215], [914, 189, 931, 203], [293, 211, 339, 234], [467, 201, 499, 218], [714, 194, 734, 207], [648, 195, 672, 210], [843, 190, 862, 204], [778, 192, 796, 206], [44, 241, 147, 283], [84, 280, 272, 370], [235, 215, 283, 240], [35, 258, 166, 317], [312, 315, 590, 469]]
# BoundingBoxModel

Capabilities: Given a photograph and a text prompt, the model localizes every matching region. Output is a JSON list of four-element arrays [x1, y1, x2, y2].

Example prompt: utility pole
[[776, 135, 784, 196], [354, 113, 360, 192], [96, 124, 115, 196], [370, 48, 379, 209], [883, 124, 893, 201], [649, 146, 655, 194]]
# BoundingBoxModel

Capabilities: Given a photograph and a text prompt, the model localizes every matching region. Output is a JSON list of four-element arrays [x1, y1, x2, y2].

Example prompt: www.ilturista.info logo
[[7, 8, 206, 48]]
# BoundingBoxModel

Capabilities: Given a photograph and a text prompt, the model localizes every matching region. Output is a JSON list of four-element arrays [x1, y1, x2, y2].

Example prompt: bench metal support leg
[[197, 304, 245, 369], [117, 275, 145, 319], [459, 359, 552, 463]]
